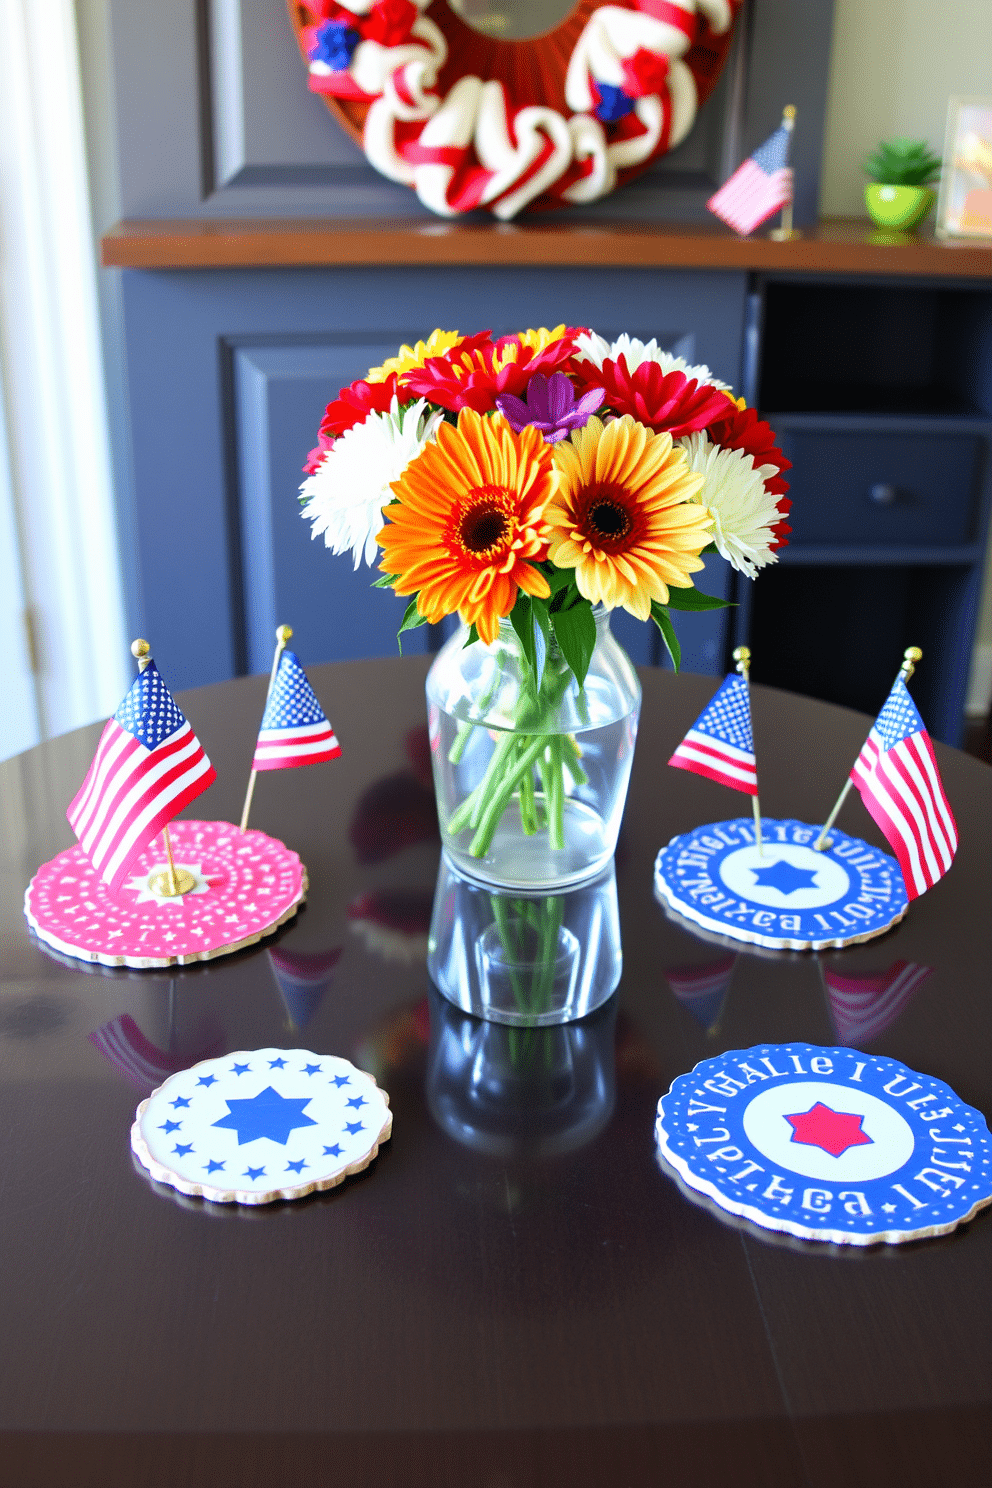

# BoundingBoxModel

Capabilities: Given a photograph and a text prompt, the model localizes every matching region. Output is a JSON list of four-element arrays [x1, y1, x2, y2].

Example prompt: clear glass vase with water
[[426, 606, 641, 891]]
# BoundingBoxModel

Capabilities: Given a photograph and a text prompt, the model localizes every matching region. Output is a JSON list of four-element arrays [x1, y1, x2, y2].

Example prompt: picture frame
[[936, 95, 992, 240]]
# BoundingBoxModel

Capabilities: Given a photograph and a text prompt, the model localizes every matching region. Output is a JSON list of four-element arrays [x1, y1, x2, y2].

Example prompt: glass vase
[[425, 606, 641, 891]]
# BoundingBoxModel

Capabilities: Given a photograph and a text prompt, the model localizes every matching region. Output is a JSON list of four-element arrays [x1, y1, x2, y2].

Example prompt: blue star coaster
[[654, 818, 908, 951], [656, 1043, 992, 1246], [131, 1049, 392, 1205]]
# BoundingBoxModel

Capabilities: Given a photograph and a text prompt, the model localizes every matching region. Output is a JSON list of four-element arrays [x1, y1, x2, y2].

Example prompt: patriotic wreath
[[287, 0, 743, 218]]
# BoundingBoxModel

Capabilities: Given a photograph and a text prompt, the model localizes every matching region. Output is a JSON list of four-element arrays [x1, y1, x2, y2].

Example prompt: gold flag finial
[[240, 624, 295, 833], [899, 646, 923, 682], [733, 645, 751, 678], [783, 104, 797, 124], [131, 638, 151, 670], [276, 624, 293, 646]]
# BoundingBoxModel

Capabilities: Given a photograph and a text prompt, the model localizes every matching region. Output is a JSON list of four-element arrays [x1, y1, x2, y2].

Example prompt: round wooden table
[[2, 658, 990, 1487]]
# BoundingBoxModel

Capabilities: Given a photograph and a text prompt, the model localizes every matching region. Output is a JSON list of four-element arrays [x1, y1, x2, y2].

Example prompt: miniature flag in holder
[[848, 676, 957, 900], [66, 660, 215, 894], [668, 673, 758, 796], [707, 115, 794, 235], [252, 650, 342, 772]]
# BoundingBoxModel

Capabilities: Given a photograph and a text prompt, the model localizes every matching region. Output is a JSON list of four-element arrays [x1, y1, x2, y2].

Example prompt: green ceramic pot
[[864, 183, 936, 231]]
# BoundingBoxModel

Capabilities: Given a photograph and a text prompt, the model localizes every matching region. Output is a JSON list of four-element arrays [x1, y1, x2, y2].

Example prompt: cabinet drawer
[[777, 430, 982, 547]]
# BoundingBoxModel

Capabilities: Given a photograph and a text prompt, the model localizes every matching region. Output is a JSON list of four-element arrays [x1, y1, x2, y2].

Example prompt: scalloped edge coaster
[[131, 1049, 391, 1205], [24, 820, 307, 969], [655, 1043, 992, 1246], [654, 818, 908, 952]]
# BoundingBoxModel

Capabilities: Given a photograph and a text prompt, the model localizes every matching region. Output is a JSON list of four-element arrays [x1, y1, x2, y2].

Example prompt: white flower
[[679, 432, 782, 580], [300, 398, 442, 568], [574, 331, 732, 391]]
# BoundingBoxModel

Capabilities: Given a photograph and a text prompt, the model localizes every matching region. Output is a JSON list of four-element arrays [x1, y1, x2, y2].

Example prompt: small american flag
[[668, 674, 758, 795], [707, 121, 793, 236], [67, 661, 215, 894], [824, 960, 932, 1047], [252, 650, 341, 771], [848, 677, 957, 900]]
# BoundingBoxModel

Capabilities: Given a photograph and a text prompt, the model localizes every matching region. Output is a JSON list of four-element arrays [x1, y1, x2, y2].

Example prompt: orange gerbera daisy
[[378, 408, 555, 644], [546, 416, 712, 620]]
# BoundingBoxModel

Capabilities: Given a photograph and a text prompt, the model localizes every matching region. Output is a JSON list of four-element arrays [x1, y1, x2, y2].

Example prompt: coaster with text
[[131, 1048, 391, 1205], [654, 818, 907, 951], [655, 1043, 992, 1245], [24, 820, 307, 968]]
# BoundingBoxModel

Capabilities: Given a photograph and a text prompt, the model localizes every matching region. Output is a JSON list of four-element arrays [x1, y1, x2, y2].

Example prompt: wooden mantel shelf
[[101, 216, 992, 277]]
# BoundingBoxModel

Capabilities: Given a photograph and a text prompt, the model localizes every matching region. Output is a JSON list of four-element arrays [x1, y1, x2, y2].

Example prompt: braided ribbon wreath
[[287, 0, 742, 218]]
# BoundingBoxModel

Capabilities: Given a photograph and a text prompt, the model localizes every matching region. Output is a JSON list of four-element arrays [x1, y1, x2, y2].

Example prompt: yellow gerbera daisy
[[366, 329, 465, 383], [546, 415, 712, 620], [379, 408, 555, 644]]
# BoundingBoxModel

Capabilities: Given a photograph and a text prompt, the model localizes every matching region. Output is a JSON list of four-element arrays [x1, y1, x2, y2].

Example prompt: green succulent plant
[[864, 137, 942, 187]]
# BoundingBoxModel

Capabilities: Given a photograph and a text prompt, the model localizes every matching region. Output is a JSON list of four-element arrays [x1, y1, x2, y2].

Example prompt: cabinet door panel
[[779, 429, 982, 547]]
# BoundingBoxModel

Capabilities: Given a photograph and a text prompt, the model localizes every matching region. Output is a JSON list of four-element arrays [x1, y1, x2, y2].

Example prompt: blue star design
[[159, 1119, 181, 1134], [750, 859, 821, 895], [174, 1142, 194, 1157], [211, 1086, 318, 1146], [302, 1063, 322, 1076], [244, 1165, 266, 1180], [346, 1095, 367, 1109], [231, 1062, 251, 1076], [330, 1074, 350, 1087], [344, 1121, 364, 1135], [323, 1143, 343, 1157], [269, 1056, 287, 1069], [170, 1096, 191, 1108], [197, 1074, 217, 1087], [205, 1159, 225, 1174], [286, 1158, 308, 1174]]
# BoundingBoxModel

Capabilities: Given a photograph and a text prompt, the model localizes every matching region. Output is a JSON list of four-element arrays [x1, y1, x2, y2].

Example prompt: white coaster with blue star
[[654, 818, 908, 951], [130, 1049, 391, 1205], [656, 1043, 992, 1245]]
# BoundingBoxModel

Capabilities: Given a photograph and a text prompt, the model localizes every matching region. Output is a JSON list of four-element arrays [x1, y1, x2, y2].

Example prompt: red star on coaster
[[784, 1102, 873, 1158]]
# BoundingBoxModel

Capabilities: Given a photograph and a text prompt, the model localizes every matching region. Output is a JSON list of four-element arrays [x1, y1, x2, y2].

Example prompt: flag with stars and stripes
[[707, 121, 793, 235], [668, 673, 758, 795], [252, 650, 341, 772], [848, 677, 956, 900], [67, 661, 215, 894]]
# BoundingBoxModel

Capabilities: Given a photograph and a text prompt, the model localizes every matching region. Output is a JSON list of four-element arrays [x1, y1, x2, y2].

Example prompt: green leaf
[[553, 600, 597, 687], [650, 604, 681, 672], [373, 573, 398, 589], [509, 595, 537, 676], [662, 589, 734, 613], [463, 622, 480, 649], [545, 566, 576, 596], [396, 599, 428, 655]]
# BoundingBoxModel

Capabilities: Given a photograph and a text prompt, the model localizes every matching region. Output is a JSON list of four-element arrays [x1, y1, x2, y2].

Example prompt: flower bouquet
[[301, 326, 790, 890]]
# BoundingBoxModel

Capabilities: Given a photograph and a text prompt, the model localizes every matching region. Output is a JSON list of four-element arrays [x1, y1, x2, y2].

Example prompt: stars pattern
[[269, 1057, 287, 1069], [159, 1119, 181, 1134], [344, 1120, 365, 1135], [346, 1095, 367, 1109], [323, 1143, 343, 1157], [205, 1159, 226, 1174], [261, 653, 329, 731], [302, 1063, 322, 1076], [211, 1085, 318, 1146], [197, 1074, 217, 1087], [174, 1142, 194, 1157], [244, 1166, 266, 1180], [286, 1159, 308, 1174], [171, 1096, 191, 1108], [114, 660, 186, 749], [785, 1102, 873, 1159], [231, 1062, 251, 1076], [331, 1075, 350, 1088], [690, 674, 755, 754], [874, 677, 926, 752]]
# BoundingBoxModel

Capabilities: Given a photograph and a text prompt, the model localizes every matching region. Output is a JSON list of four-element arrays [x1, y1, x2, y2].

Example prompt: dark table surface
[[2, 658, 990, 1488]]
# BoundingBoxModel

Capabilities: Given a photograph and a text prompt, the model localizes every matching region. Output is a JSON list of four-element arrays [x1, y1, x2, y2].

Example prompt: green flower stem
[[469, 735, 549, 859]]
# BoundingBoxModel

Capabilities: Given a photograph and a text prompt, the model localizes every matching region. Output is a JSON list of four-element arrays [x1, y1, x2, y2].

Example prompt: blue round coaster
[[131, 1048, 392, 1205], [654, 818, 908, 951], [656, 1044, 992, 1245]]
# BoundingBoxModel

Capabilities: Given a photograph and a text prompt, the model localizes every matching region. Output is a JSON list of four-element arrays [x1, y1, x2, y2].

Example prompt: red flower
[[317, 372, 401, 442], [401, 329, 581, 414], [706, 402, 792, 495], [620, 47, 670, 99], [302, 432, 334, 475], [364, 0, 418, 45], [575, 356, 731, 437]]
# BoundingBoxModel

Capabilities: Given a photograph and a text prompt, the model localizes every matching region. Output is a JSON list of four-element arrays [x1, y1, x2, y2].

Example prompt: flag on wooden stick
[[707, 115, 794, 236], [252, 650, 342, 771], [67, 660, 215, 893], [847, 676, 957, 899], [668, 673, 759, 795]]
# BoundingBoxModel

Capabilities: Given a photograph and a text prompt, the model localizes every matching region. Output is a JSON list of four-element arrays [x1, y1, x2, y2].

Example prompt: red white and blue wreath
[[287, 0, 742, 218]]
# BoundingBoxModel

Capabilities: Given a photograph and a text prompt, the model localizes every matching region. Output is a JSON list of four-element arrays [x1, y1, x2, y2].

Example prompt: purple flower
[[496, 373, 604, 444]]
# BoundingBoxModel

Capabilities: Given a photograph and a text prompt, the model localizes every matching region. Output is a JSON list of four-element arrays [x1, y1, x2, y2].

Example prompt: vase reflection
[[427, 856, 622, 1026], [426, 986, 616, 1160]]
